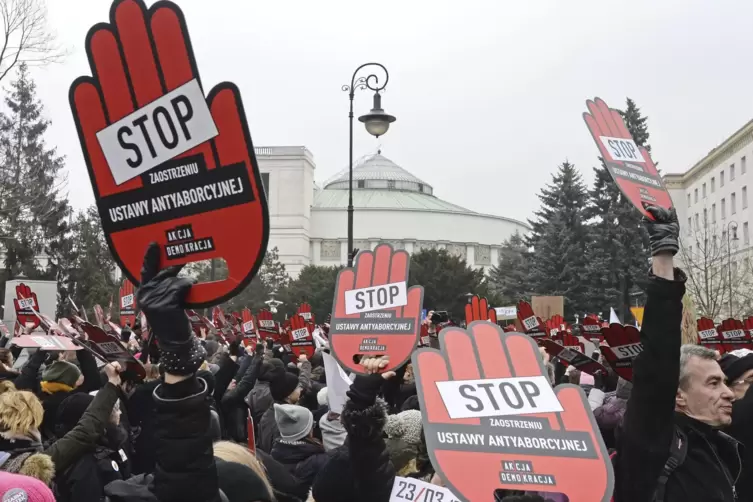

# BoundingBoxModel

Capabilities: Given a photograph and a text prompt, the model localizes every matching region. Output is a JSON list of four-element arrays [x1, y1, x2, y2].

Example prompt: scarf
[[40, 381, 73, 394]]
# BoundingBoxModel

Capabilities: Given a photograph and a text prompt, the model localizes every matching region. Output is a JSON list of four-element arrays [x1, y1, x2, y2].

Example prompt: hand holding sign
[[464, 295, 497, 325], [413, 323, 613, 501], [583, 98, 672, 218], [70, 0, 269, 307], [331, 243, 423, 374]]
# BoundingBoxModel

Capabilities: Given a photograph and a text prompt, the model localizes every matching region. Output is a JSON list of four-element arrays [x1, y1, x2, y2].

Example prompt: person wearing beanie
[[220, 344, 264, 444], [720, 352, 753, 500], [384, 409, 423, 476], [0, 472, 55, 502], [593, 377, 632, 450], [270, 404, 328, 491], [257, 354, 311, 453]]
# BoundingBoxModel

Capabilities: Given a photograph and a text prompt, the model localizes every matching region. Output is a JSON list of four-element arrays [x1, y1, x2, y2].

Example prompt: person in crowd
[[270, 403, 329, 490], [318, 391, 346, 452], [0, 348, 18, 383], [0, 471, 56, 501], [221, 343, 264, 444], [614, 205, 739, 502], [384, 409, 423, 476], [593, 378, 632, 450], [258, 361, 305, 453], [719, 352, 753, 500]]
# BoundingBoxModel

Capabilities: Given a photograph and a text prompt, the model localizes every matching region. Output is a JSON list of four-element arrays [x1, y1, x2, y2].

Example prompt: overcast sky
[[27, 0, 753, 224]]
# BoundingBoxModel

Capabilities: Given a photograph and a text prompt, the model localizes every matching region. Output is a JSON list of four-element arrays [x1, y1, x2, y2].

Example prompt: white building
[[256, 146, 529, 277]]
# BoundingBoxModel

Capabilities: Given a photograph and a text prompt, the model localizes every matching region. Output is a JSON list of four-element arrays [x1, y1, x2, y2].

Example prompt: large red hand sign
[[413, 323, 614, 501], [541, 335, 608, 377], [69, 0, 269, 308], [465, 295, 497, 325], [330, 243, 424, 374], [80, 322, 146, 381], [516, 301, 546, 341], [119, 279, 136, 328], [600, 323, 643, 381], [583, 98, 672, 218], [289, 314, 315, 359], [14, 283, 40, 331]]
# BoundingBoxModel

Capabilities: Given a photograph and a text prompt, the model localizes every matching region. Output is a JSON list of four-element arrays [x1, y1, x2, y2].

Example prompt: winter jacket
[[319, 413, 346, 451], [13, 349, 46, 391], [614, 268, 741, 502], [220, 353, 262, 443], [249, 380, 272, 425], [126, 379, 160, 476], [258, 402, 280, 454], [212, 352, 238, 405], [271, 438, 329, 490], [726, 383, 753, 500]]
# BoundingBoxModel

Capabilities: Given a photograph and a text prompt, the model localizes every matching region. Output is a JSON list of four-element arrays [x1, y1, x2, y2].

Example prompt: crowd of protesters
[[0, 207, 751, 502]]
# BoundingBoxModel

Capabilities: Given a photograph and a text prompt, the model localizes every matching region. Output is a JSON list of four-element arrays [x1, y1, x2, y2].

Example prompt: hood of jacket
[[319, 414, 346, 452], [271, 438, 325, 466]]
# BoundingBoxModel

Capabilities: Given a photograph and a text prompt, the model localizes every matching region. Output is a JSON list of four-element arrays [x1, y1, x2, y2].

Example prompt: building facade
[[256, 147, 529, 277]]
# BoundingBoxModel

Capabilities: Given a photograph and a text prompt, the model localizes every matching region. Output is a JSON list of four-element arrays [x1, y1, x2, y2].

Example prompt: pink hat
[[0, 472, 55, 501], [579, 372, 595, 386]]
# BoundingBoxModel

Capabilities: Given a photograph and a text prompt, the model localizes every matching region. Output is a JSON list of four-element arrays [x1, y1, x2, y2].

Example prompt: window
[[743, 156, 748, 175], [722, 170, 726, 187], [260, 172, 270, 198], [745, 222, 750, 245], [418, 183, 424, 192], [695, 213, 699, 229], [745, 186, 749, 209], [711, 177, 716, 193], [687, 194, 691, 206], [688, 217, 692, 231], [732, 192, 737, 214], [722, 198, 727, 219], [695, 188, 699, 203], [357, 180, 365, 188], [703, 183, 707, 198], [712, 203, 717, 223], [704, 208, 708, 225], [731, 163, 737, 181], [387, 180, 396, 189]]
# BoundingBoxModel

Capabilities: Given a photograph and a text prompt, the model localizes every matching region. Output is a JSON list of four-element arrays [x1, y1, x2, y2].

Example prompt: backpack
[[610, 425, 688, 502]]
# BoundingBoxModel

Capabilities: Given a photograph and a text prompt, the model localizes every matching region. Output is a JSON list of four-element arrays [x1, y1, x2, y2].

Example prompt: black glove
[[137, 242, 204, 375], [642, 205, 679, 256]]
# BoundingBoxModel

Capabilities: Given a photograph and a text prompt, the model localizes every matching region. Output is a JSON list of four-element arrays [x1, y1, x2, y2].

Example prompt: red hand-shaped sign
[[297, 302, 315, 324], [717, 318, 751, 354], [289, 314, 315, 359], [697, 317, 723, 353], [119, 279, 136, 328], [330, 243, 424, 374], [541, 335, 608, 377], [69, 0, 269, 307], [81, 322, 145, 381], [583, 98, 672, 218], [600, 323, 643, 381], [581, 314, 603, 343], [516, 301, 546, 341], [14, 283, 40, 332], [413, 323, 613, 501], [256, 309, 278, 342], [465, 296, 498, 325]]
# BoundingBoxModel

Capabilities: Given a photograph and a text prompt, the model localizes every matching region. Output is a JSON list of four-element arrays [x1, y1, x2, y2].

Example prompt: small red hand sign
[[516, 301, 546, 341], [413, 323, 613, 501], [581, 314, 604, 343], [464, 295, 498, 325], [14, 283, 40, 332], [69, 0, 269, 307], [119, 279, 136, 328], [600, 323, 643, 381], [583, 98, 672, 218], [718, 318, 751, 353], [697, 317, 723, 353], [297, 303, 315, 324], [256, 309, 278, 341], [330, 243, 424, 374], [289, 314, 315, 359]]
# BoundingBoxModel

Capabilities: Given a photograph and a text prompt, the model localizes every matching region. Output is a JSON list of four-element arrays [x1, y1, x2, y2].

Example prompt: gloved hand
[[137, 242, 205, 375], [642, 205, 679, 256]]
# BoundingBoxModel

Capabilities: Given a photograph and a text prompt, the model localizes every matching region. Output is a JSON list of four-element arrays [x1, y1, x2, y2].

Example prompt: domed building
[[256, 146, 529, 277]]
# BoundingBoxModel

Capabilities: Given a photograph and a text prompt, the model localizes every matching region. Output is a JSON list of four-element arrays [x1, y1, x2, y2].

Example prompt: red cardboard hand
[[297, 303, 314, 323], [697, 317, 722, 352], [718, 318, 750, 353], [413, 323, 613, 501], [289, 314, 315, 359], [600, 323, 643, 381], [331, 243, 423, 374], [583, 98, 672, 218], [14, 283, 40, 331], [70, 0, 268, 308], [581, 314, 603, 342], [465, 296, 498, 325], [119, 279, 136, 328]]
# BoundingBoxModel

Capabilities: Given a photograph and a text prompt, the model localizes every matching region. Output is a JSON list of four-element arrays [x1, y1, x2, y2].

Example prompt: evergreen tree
[[585, 98, 651, 321], [278, 264, 343, 322], [525, 161, 590, 317], [0, 63, 69, 299], [488, 232, 530, 304]]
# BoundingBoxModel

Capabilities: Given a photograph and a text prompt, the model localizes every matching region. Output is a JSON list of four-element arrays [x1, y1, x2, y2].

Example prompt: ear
[[675, 387, 687, 409]]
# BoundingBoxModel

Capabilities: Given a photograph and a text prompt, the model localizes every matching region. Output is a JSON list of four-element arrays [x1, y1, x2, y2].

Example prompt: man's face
[[729, 368, 753, 401], [677, 356, 734, 426]]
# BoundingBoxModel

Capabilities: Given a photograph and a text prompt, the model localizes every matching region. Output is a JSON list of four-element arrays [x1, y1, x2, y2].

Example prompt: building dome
[[323, 153, 434, 195]]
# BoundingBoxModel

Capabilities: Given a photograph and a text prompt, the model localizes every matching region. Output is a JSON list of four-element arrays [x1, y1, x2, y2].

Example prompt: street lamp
[[342, 63, 396, 267], [727, 220, 739, 316]]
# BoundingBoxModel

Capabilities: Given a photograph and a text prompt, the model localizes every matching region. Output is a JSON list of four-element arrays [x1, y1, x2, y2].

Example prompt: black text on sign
[[598, 136, 645, 163], [344, 281, 407, 315], [436, 376, 563, 419], [97, 79, 218, 185]]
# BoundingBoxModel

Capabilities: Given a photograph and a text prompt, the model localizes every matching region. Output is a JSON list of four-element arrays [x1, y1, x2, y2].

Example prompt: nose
[[721, 383, 735, 401]]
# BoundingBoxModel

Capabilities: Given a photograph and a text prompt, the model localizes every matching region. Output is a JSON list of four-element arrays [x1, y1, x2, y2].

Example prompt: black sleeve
[[614, 268, 686, 502], [222, 354, 262, 407], [76, 348, 103, 393], [13, 349, 46, 391], [233, 353, 253, 382], [212, 353, 238, 404], [152, 376, 221, 502], [727, 383, 753, 445]]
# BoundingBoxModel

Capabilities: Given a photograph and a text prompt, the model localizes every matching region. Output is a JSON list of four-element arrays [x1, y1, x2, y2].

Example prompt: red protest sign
[[119, 279, 136, 328], [12, 335, 82, 351], [186, 309, 205, 338], [240, 308, 257, 344], [516, 300, 546, 341], [256, 309, 278, 341], [697, 317, 723, 353], [297, 303, 314, 324], [541, 334, 608, 377], [289, 314, 315, 359], [413, 323, 614, 501], [330, 243, 424, 374], [14, 283, 41, 332], [247, 411, 256, 454], [94, 304, 106, 328], [80, 322, 146, 381], [600, 323, 643, 381], [581, 314, 604, 343], [212, 307, 235, 343], [464, 295, 497, 325], [583, 97, 672, 218], [69, 0, 269, 308], [718, 318, 752, 353]]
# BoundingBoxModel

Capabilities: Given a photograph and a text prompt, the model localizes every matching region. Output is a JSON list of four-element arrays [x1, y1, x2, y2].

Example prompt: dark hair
[[0, 348, 12, 369]]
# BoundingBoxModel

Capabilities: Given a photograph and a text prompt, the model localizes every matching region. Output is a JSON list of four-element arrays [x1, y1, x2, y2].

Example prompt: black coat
[[220, 353, 262, 443], [614, 268, 740, 502], [126, 379, 160, 476], [726, 384, 753, 501], [270, 438, 329, 489]]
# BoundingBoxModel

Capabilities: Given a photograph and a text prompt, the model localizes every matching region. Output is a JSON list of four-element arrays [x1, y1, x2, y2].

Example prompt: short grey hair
[[679, 344, 718, 390]]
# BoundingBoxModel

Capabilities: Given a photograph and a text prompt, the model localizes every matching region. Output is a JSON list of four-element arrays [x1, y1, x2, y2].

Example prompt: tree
[[57, 206, 117, 318], [0, 63, 69, 301], [525, 161, 590, 317], [585, 98, 652, 321], [488, 232, 530, 305], [0, 0, 64, 82], [408, 248, 495, 321], [278, 264, 343, 322]]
